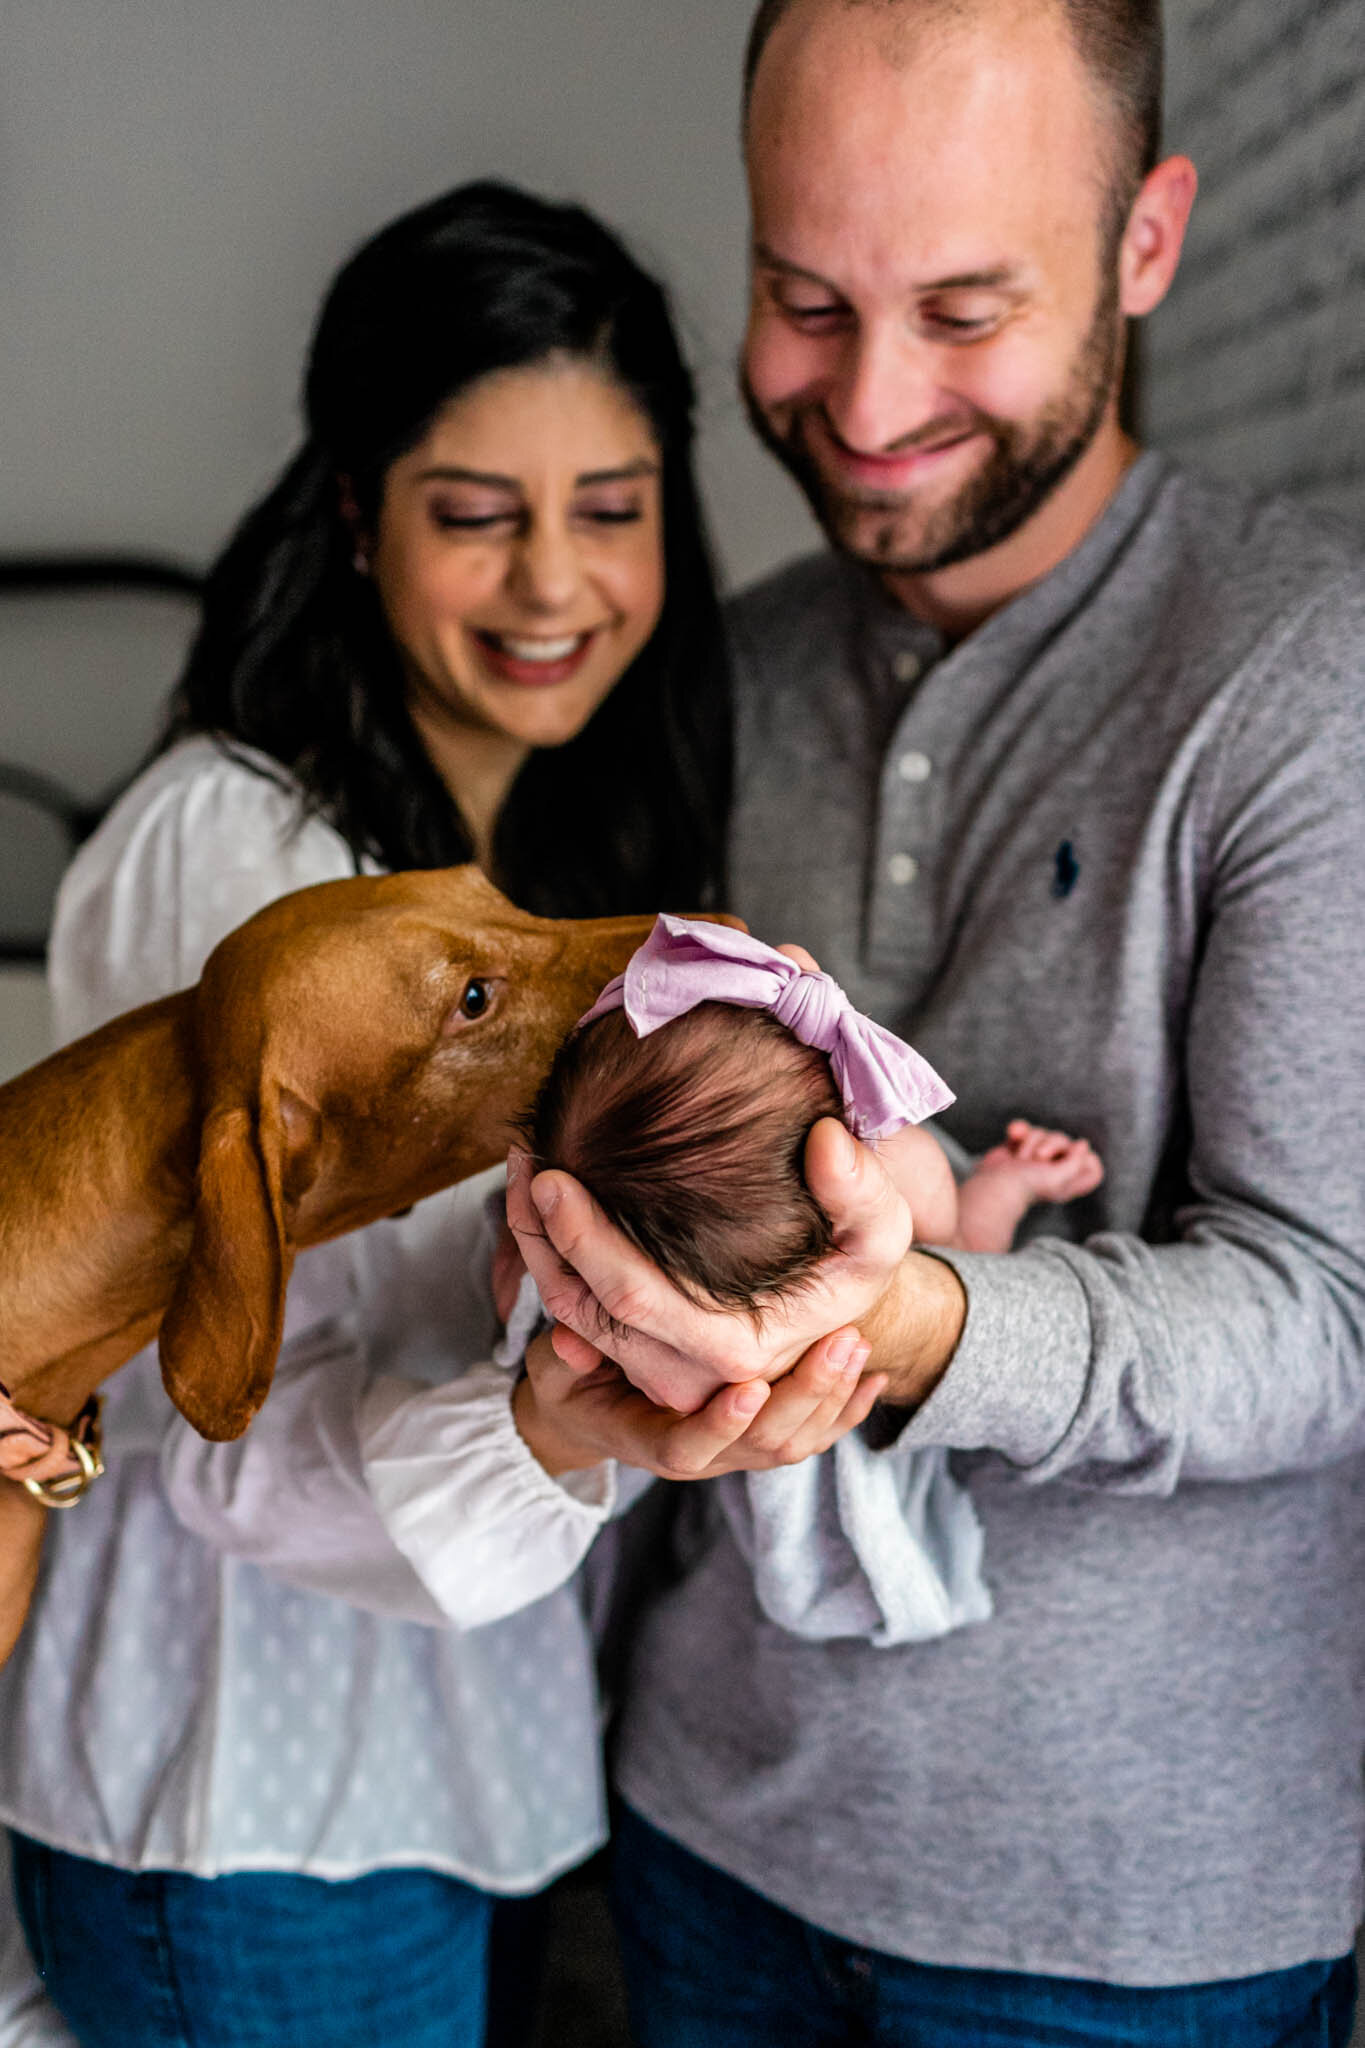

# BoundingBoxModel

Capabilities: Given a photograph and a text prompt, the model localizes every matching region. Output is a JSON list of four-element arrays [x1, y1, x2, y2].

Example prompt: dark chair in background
[[0, 556, 201, 1076], [0, 554, 202, 962]]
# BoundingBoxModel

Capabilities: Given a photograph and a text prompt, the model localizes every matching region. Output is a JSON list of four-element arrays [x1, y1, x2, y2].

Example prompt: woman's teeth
[[488, 633, 589, 663]]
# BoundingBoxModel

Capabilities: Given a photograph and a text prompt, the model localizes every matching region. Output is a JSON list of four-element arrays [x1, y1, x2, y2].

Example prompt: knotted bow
[[581, 915, 954, 1142]]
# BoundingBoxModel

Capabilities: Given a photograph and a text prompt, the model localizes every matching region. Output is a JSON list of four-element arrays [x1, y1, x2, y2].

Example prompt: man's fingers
[[528, 1171, 661, 1333], [775, 942, 821, 972], [804, 1119, 914, 1271], [544, 1355, 774, 1481], [728, 1327, 864, 1457], [652, 1380, 772, 1478], [506, 1151, 605, 1336]]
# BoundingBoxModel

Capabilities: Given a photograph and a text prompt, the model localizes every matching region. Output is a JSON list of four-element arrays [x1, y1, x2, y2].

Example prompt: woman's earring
[[352, 545, 370, 576]]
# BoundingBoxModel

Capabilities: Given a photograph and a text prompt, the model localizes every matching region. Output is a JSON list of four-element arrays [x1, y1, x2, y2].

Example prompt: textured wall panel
[[1146, 0, 1365, 527]]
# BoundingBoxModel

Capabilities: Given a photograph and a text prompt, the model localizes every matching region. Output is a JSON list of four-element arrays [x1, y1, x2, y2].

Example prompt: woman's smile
[[471, 625, 606, 686]]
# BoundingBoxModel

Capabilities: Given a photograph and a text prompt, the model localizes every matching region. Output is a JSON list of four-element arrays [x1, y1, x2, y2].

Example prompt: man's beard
[[743, 277, 1123, 577]]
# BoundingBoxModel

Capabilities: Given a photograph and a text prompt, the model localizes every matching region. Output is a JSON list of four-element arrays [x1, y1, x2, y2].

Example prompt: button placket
[[866, 702, 944, 977]]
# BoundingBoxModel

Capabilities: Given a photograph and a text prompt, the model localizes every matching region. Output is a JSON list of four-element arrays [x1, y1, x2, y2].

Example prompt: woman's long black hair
[[164, 180, 731, 918]]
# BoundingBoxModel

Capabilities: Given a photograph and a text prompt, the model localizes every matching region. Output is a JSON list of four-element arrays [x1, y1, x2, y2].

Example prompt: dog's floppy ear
[[158, 1094, 298, 1441]]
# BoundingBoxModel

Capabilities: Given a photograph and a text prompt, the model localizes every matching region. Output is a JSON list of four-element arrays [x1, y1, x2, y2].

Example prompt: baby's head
[[524, 915, 953, 1317], [527, 1002, 842, 1312]]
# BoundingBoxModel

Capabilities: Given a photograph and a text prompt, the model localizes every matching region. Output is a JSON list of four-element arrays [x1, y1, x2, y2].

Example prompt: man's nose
[[821, 324, 941, 455], [508, 519, 583, 612]]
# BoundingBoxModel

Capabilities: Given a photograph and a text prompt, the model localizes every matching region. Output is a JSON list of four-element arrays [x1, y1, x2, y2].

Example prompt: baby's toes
[[1034, 1129, 1074, 1162], [1068, 1143, 1105, 1196], [1005, 1120, 1052, 1160], [1013, 1124, 1070, 1163], [1046, 1141, 1105, 1200]]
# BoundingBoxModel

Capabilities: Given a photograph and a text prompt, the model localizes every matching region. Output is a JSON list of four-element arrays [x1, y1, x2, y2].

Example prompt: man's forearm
[[863, 1250, 967, 1409]]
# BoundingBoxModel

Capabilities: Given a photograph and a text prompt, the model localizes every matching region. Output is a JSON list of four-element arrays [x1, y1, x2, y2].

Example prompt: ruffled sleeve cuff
[[358, 1364, 616, 1630]]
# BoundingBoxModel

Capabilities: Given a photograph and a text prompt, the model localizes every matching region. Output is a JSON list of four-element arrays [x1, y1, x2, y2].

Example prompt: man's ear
[[158, 1088, 314, 1441], [1118, 153, 1198, 320]]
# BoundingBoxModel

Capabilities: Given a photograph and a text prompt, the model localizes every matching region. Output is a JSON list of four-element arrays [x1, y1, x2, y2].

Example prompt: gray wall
[[5, 0, 1361, 745], [0, 0, 818, 587], [5, 2, 1363, 652], [1146, 0, 1365, 528], [0, 0, 828, 1076], [0, 0, 824, 1073]]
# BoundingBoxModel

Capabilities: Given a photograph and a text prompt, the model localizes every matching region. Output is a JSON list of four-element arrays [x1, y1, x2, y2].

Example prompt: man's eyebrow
[[921, 268, 1018, 291], [753, 243, 838, 289], [753, 244, 1020, 294]]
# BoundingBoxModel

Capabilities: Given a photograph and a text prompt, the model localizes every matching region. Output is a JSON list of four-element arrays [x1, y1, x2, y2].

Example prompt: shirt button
[[897, 749, 932, 783], [892, 649, 924, 684], [887, 853, 918, 886]]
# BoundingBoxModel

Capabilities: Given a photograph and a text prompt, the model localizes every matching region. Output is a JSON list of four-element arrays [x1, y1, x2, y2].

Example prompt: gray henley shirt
[[613, 451, 1365, 1987]]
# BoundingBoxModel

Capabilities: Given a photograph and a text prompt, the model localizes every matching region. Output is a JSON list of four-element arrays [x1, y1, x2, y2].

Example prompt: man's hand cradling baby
[[511, 1324, 885, 1483], [504, 1118, 911, 1416]]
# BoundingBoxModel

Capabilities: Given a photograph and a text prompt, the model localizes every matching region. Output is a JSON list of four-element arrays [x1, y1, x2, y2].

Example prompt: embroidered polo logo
[[1052, 841, 1080, 899]]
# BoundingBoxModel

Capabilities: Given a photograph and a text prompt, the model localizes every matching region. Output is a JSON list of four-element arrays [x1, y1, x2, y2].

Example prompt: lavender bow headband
[[580, 915, 954, 1143]]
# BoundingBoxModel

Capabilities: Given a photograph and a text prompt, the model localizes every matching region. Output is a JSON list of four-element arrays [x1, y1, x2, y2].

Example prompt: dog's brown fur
[[0, 865, 662, 1664]]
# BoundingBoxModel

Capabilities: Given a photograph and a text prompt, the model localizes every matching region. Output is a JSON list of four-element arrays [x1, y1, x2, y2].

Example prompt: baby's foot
[[975, 1120, 1104, 1204], [953, 1120, 1104, 1253]]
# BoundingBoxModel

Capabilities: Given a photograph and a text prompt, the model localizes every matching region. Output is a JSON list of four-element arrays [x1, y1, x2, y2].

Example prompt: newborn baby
[[512, 915, 1106, 1649], [526, 915, 1102, 1322]]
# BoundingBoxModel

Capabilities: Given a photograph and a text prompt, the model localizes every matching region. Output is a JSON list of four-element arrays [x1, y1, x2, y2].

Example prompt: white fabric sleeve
[[359, 1369, 617, 1630], [161, 1314, 624, 1629], [159, 1312, 456, 1625], [162, 1240, 625, 1630]]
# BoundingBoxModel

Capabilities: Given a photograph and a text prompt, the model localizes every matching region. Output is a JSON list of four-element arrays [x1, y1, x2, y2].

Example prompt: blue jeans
[[11, 1832, 494, 2047], [611, 1806, 1358, 2048]]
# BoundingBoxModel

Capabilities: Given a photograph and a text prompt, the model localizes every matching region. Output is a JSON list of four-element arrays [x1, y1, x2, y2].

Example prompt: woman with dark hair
[[169, 175, 729, 909], [0, 179, 735, 2048]]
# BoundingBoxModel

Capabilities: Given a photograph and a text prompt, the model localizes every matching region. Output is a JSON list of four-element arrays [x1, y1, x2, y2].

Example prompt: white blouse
[[0, 739, 614, 1928]]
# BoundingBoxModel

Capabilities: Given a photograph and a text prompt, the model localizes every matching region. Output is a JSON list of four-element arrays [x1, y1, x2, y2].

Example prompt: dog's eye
[[459, 978, 492, 1020]]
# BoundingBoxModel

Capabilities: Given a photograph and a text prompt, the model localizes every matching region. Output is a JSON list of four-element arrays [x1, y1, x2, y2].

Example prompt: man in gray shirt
[[509, 0, 1365, 2039]]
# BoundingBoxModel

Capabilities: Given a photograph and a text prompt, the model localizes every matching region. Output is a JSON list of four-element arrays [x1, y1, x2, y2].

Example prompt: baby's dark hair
[[526, 1004, 843, 1313]]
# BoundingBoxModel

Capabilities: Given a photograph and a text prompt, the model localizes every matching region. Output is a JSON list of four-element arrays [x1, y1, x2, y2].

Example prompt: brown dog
[[0, 865, 657, 1663]]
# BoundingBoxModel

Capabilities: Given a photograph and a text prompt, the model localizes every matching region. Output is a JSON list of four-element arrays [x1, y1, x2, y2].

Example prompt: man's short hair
[[743, 0, 1164, 227]]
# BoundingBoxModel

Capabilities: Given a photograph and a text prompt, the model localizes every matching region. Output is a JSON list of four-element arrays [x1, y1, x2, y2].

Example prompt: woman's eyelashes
[[425, 494, 645, 534], [574, 496, 645, 525], [427, 495, 517, 532]]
